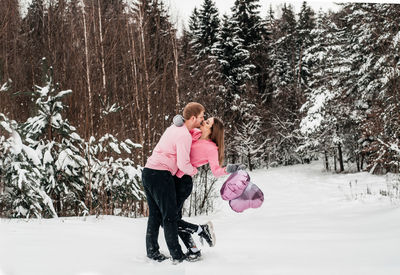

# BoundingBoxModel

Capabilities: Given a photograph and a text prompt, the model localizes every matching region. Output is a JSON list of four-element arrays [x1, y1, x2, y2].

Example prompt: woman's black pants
[[174, 175, 200, 250]]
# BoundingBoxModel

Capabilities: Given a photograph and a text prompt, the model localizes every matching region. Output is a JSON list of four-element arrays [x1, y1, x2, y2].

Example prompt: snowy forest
[[1, 0, 400, 219]]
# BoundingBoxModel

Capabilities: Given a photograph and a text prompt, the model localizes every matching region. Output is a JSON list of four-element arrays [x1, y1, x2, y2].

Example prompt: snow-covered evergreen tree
[[299, 10, 338, 168], [300, 4, 400, 173], [231, 0, 272, 100], [231, 0, 263, 50], [190, 0, 220, 59], [271, 3, 297, 97], [296, 1, 315, 91], [0, 115, 57, 218], [269, 4, 306, 165], [1, 79, 56, 218], [217, 15, 253, 99], [185, 0, 221, 111], [217, 14, 260, 164], [255, 5, 275, 104], [343, 3, 400, 173], [84, 134, 143, 216], [299, 8, 355, 171], [188, 7, 200, 42], [20, 61, 88, 215]]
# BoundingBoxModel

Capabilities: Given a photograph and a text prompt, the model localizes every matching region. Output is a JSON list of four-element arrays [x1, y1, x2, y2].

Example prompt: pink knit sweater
[[145, 125, 198, 177], [175, 129, 228, 178]]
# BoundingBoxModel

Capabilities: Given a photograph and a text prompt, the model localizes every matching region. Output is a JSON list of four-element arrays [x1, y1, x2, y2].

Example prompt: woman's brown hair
[[210, 117, 225, 166]]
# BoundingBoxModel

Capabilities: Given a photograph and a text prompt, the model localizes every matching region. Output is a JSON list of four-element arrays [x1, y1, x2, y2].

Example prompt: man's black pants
[[142, 168, 184, 259]]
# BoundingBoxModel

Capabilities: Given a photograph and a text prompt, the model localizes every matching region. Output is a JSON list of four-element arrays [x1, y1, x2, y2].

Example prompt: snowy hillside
[[1, 161, 400, 275]]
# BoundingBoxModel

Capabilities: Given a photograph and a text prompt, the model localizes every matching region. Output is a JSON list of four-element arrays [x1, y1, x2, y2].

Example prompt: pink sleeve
[[207, 146, 228, 177], [175, 170, 185, 178], [176, 134, 198, 176], [189, 128, 202, 142]]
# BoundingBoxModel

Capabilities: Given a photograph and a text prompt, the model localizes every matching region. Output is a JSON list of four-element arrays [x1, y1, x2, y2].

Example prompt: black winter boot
[[172, 253, 187, 265], [147, 251, 169, 262], [185, 250, 202, 262], [199, 221, 216, 247]]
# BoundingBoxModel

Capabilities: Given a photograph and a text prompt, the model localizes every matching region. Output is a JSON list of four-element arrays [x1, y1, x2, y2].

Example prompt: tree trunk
[[248, 151, 253, 171], [138, 3, 151, 156], [97, 0, 106, 92], [81, 0, 94, 138], [356, 153, 360, 172], [127, 21, 145, 164], [170, 26, 180, 113], [338, 143, 344, 172], [85, 146, 93, 214], [334, 151, 337, 172], [324, 150, 329, 171], [360, 153, 364, 170]]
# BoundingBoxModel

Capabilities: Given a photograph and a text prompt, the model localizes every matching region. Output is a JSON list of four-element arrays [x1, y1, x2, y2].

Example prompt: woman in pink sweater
[[173, 115, 245, 261]]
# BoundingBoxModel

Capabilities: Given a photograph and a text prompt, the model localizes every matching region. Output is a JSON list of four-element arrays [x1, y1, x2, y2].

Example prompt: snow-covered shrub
[[340, 175, 400, 204], [83, 135, 143, 217], [0, 63, 143, 218], [232, 117, 268, 171], [0, 124, 57, 218], [383, 174, 400, 202], [184, 166, 219, 216]]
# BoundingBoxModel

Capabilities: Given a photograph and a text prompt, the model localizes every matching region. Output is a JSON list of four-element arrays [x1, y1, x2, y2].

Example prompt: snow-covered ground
[[1, 161, 400, 275]]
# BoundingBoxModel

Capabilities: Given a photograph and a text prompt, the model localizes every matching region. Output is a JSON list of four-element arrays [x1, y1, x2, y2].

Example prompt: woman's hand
[[225, 163, 246, 173], [173, 114, 185, 127]]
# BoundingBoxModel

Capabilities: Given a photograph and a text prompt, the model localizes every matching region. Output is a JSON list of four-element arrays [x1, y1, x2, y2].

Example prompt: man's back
[[145, 125, 197, 177]]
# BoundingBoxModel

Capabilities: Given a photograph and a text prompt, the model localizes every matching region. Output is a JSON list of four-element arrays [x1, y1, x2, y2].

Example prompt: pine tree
[[0, 79, 12, 93], [83, 134, 143, 216], [0, 110, 57, 218], [0, 0, 32, 120], [217, 15, 253, 99], [188, 7, 200, 42], [299, 4, 400, 173], [261, 5, 277, 104], [217, 14, 263, 164], [342, 3, 400, 173], [131, 0, 180, 157], [20, 60, 88, 215], [269, 4, 304, 165], [231, 0, 263, 50], [299, 10, 336, 168], [299, 8, 352, 172], [231, 0, 269, 98], [191, 0, 220, 59], [296, 1, 315, 91], [272, 4, 297, 99], [184, 0, 221, 115]]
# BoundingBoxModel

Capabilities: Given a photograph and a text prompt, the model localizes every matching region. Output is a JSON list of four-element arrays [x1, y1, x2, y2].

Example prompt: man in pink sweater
[[142, 102, 205, 263]]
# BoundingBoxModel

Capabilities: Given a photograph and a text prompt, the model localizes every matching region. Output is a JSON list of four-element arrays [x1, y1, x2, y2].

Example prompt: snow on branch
[[0, 79, 12, 92], [101, 103, 122, 117], [377, 138, 400, 155]]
